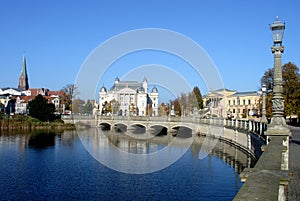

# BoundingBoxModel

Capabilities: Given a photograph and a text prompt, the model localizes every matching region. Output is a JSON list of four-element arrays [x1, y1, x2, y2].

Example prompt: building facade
[[99, 77, 159, 116], [203, 89, 261, 119]]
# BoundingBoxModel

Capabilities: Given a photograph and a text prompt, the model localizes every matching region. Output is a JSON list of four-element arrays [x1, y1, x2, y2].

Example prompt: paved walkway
[[288, 126, 300, 200]]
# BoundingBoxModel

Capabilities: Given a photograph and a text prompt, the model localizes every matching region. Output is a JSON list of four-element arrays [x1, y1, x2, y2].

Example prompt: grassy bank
[[0, 115, 75, 132]]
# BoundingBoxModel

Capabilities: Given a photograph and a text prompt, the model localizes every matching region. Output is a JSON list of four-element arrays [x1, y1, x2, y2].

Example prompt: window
[[243, 99, 246, 105], [233, 100, 235, 105], [248, 99, 251, 105], [233, 109, 235, 113], [228, 100, 231, 105]]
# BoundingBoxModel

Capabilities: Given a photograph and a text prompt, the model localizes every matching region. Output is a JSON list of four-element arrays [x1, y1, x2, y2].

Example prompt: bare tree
[[61, 84, 79, 110]]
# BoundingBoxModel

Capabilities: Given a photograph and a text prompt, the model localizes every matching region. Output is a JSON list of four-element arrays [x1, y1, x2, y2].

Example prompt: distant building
[[203, 89, 261, 119], [0, 56, 68, 116], [99, 77, 159, 116]]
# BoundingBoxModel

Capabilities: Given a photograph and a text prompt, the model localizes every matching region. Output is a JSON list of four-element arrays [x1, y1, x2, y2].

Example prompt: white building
[[99, 77, 159, 116]]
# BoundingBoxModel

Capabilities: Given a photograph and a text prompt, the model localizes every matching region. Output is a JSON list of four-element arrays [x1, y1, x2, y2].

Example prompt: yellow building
[[203, 89, 261, 119]]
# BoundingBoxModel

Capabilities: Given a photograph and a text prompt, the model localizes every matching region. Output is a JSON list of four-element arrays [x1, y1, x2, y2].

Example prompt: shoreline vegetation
[[0, 115, 75, 132]]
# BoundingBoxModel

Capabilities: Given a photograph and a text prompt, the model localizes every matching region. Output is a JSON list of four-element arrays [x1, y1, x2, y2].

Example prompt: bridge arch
[[171, 126, 193, 138], [98, 122, 112, 130]]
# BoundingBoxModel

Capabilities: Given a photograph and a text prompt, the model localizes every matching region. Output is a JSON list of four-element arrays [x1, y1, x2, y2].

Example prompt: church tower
[[18, 56, 29, 90]]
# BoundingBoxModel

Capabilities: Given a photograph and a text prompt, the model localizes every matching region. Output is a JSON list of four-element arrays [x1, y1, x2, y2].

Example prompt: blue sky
[[1, 1, 300, 102]]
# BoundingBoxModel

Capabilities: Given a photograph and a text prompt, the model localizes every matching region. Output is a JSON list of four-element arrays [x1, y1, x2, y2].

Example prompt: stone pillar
[[266, 44, 291, 169]]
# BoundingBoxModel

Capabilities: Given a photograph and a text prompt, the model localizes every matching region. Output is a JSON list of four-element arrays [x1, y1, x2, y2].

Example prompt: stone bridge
[[96, 116, 214, 133], [63, 115, 267, 158]]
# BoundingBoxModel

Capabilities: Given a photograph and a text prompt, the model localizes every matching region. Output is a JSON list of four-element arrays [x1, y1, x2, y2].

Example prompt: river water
[[0, 128, 255, 200]]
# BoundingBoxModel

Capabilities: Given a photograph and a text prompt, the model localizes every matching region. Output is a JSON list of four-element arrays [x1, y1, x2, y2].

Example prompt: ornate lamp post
[[261, 84, 268, 124], [237, 96, 240, 120], [235, 96, 240, 129], [266, 16, 290, 137]]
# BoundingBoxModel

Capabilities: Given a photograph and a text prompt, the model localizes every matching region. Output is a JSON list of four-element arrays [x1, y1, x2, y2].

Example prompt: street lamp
[[266, 16, 290, 136], [261, 84, 268, 124], [237, 96, 240, 120]]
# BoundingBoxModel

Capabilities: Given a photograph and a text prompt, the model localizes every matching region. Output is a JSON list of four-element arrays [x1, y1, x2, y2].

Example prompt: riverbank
[[0, 115, 75, 132]]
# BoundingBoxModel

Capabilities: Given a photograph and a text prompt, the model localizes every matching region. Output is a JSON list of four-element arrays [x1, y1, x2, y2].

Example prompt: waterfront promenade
[[289, 126, 300, 200]]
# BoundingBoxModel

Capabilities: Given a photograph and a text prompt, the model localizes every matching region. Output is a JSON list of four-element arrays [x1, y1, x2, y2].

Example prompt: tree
[[146, 103, 153, 116], [28, 94, 55, 122], [107, 99, 120, 115], [188, 92, 197, 113], [101, 101, 109, 115], [72, 98, 85, 114], [282, 62, 300, 117], [261, 62, 300, 118], [158, 102, 165, 116], [261, 68, 274, 91], [179, 93, 187, 115], [81, 100, 93, 115], [129, 103, 137, 116], [165, 86, 204, 116], [192, 86, 203, 109], [173, 99, 181, 116], [62, 84, 79, 110]]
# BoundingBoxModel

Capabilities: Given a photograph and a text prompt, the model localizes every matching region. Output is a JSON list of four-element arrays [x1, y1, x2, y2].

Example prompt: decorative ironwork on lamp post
[[266, 16, 290, 136]]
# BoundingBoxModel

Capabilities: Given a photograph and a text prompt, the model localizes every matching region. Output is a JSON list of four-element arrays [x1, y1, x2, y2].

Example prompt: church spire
[[18, 55, 29, 90]]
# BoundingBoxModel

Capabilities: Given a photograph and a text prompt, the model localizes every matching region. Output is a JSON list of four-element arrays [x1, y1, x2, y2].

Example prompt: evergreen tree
[[28, 94, 55, 122], [192, 86, 203, 109]]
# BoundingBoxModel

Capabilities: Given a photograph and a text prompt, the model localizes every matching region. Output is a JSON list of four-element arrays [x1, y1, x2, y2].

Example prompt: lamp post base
[[266, 116, 291, 136]]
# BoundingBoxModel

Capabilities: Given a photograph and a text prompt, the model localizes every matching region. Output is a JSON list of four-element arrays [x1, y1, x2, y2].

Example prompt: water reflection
[[78, 128, 255, 174], [0, 129, 256, 200], [28, 132, 56, 149]]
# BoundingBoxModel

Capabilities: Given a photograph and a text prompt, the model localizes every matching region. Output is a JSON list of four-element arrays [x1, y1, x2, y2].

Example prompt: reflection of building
[[203, 89, 260, 119], [99, 77, 159, 116]]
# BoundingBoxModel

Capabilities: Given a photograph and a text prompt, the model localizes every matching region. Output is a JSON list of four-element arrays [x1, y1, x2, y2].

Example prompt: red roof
[[18, 96, 35, 103], [28, 88, 48, 96], [48, 90, 65, 97]]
